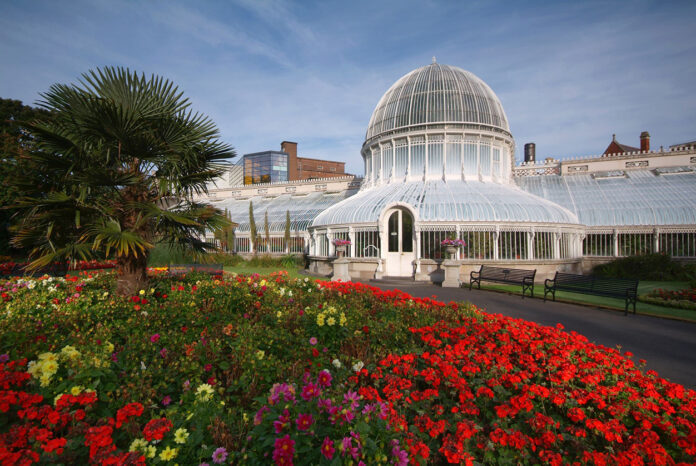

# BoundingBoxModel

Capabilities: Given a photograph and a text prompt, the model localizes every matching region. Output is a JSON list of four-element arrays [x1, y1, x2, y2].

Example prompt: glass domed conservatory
[[307, 62, 585, 280]]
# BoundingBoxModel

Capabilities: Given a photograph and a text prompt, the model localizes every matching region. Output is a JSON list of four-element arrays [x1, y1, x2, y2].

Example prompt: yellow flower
[[159, 446, 178, 461], [139, 289, 145, 295], [339, 312, 347, 326], [39, 374, 52, 387], [195, 383, 215, 402], [129, 438, 148, 452], [42, 360, 59, 375], [316, 314, 325, 327], [255, 350, 265, 360], [174, 427, 189, 444], [326, 316, 336, 326], [105, 342, 115, 353], [38, 352, 57, 362], [146, 445, 156, 458], [70, 386, 83, 396]]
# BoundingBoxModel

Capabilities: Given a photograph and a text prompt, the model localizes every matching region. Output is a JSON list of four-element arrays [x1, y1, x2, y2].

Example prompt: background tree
[[264, 210, 270, 253], [249, 201, 257, 254], [284, 210, 291, 253], [213, 208, 236, 252], [9, 67, 234, 295], [0, 98, 51, 257]]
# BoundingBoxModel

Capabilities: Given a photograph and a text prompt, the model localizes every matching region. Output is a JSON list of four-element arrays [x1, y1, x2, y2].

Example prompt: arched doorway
[[384, 207, 415, 276]]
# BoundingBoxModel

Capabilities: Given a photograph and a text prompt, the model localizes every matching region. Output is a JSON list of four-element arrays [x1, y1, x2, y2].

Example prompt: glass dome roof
[[312, 180, 580, 227], [365, 62, 510, 142]]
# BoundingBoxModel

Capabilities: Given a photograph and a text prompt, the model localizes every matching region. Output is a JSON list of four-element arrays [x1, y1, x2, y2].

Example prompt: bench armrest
[[470, 270, 480, 279], [544, 278, 555, 288]]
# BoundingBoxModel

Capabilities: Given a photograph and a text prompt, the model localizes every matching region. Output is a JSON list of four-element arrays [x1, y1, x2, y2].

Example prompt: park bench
[[168, 264, 223, 276], [543, 272, 638, 315], [469, 265, 536, 298]]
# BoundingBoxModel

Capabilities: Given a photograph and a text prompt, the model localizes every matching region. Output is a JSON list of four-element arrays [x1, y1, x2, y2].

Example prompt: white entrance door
[[385, 209, 415, 276]]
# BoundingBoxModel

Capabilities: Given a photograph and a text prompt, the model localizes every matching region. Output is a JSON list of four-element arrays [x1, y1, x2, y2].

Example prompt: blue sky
[[1, 0, 695, 175]]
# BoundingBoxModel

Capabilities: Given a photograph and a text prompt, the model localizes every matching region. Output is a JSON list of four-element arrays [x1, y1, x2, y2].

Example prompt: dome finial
[[432, 56, 437, 64]]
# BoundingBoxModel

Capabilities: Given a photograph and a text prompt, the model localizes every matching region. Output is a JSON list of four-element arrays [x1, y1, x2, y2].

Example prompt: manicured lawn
[[223, 264, 308, 279], [477, 281, 696, 322]]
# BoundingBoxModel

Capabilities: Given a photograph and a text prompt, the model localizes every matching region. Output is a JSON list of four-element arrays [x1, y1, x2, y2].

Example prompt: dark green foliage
[[284, 210, 291, 251], [593, 253, 696, 281], [249, 201, 257, 253], [7, 68, 235, 295], [0, 98, 51, 256]]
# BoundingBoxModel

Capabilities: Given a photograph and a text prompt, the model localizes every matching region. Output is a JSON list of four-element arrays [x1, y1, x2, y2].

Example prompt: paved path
[[359, 281, 696, 389]]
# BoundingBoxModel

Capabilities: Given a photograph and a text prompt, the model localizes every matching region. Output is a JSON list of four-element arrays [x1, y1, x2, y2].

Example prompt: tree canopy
[[8, 67, 235, 295]]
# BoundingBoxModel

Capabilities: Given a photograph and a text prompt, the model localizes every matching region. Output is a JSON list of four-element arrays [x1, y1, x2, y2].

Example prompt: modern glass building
[[199, 60, 696, 283], [243, 151, 288, 185]]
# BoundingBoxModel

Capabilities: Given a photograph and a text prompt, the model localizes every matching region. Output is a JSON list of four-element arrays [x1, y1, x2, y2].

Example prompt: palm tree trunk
[[116, 254, 149, 296]]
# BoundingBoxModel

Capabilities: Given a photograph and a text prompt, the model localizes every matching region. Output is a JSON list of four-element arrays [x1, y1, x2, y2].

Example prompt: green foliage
[[6, 68, 235, 294], [0, 98, 51, 256], [284, 210, 291, 250], [249, 201, 257, 253], [264, 210, 270, 252], [593, 253, 696, 281]]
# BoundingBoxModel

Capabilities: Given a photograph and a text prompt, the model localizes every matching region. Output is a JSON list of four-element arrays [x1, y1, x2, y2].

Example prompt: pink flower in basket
[[441, 238, 467, 247]]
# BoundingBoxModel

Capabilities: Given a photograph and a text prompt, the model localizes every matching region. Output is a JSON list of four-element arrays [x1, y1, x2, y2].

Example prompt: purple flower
[[212, 447, 228, 464], [159, 348, 168, 358], [309, 337, 318, 345], [162, 395, 171, 406], [0, 354, 9, 363], [183, 380, 191, 391], [392, 442, 409, 466], [343, 389, 360, 410], [150, 333, 160, 343], [296, 412, 314, 431], [111, 352, 119, 362]]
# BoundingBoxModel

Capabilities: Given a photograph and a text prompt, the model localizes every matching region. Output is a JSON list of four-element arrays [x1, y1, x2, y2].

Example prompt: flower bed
[[640, 287, 696, 311], [0, 271, 695, 464], [0, 260, 116, 276]]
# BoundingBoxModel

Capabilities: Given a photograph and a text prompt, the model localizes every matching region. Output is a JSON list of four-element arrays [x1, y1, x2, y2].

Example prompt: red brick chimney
[[281, 141, 298, 180], [640, 131, 650, 152]]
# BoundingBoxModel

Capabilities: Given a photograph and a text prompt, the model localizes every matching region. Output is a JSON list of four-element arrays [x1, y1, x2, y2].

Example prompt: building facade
[[197, 61, 696, 283]]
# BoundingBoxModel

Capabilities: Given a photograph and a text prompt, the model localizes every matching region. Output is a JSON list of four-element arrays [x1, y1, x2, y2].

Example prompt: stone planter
[[335, 245, 347, 258], [445, 245, 458, 259]]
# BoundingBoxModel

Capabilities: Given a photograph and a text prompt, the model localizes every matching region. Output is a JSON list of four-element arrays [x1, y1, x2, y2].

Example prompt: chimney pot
[[640, 131, 650, 152]]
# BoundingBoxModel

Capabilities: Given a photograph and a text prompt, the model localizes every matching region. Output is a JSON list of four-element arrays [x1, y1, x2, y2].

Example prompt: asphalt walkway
[[359, 280, 696, 389]]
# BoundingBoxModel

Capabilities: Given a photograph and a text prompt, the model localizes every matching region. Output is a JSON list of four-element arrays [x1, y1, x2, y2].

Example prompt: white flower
[[140, 361, 147, 370], [352, 361, 364, 372], [332, 359, 342, 369]]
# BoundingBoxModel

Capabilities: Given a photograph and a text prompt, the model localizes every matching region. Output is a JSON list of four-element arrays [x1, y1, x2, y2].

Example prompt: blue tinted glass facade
[[243, 151, 288, 185]]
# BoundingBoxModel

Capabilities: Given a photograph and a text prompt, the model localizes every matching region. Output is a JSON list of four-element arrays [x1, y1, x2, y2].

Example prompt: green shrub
[[592, 253, 693, 281]]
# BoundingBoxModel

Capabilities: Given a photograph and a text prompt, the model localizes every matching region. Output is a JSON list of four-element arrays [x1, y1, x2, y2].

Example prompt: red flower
[[142, 418, 172, 441]]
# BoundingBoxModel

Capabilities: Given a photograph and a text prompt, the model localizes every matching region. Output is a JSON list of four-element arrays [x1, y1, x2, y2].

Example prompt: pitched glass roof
[[515, 170, 696, 227], [365, 63, 510, 142], [311, 180, 579, 227], [213, 189, 359, 233]]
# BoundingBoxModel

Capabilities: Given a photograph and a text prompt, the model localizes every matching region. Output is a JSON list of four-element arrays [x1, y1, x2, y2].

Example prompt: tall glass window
[[395, 144, 408, 177], [428, 141, 443, 177], [480, 144, 491, 177], [373, 149, 382, 181], [364, 153, 372, 180], [411, 143, 425, 177], [402, 211, 413, 252], [383, 145, 393, 179], [463, 143, 477, 176], [445, 142, 462, 177], [492, 147, 501, 178]]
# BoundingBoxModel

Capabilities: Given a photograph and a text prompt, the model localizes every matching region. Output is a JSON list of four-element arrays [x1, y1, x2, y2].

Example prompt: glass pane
[[402, 211, 413, 252], [388, 212, 399, 252]]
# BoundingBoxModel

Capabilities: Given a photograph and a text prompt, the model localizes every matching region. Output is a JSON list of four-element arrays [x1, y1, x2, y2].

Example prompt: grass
[[223, 263, 308, 280], [475, 281, 696, 322]]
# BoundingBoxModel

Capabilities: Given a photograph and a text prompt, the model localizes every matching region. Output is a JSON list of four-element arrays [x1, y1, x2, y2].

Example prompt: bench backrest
[[479, 265, 536, 281], [553, 272, 637, 294], [169, 264, 223, 275]]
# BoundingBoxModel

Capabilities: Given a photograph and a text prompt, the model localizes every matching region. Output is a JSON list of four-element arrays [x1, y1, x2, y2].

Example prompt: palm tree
[[9, 67, 235, 296]]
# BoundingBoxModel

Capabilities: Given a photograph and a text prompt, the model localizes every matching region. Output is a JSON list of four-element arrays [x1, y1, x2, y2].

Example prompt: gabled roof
[[603, 134, 639, 155]]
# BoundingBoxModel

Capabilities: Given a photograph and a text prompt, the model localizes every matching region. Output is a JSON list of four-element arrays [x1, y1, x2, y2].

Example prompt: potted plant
[[441, 237, 467, 259], [332, 239, 351, 258]]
